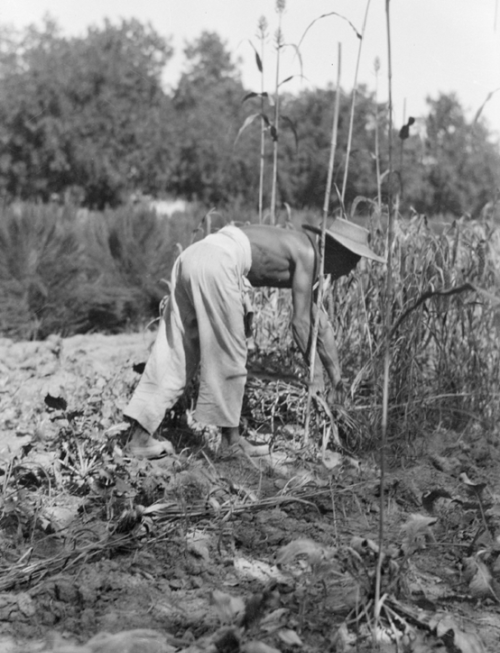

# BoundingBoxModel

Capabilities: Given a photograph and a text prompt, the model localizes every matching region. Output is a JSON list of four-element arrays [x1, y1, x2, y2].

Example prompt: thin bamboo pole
[[341, 0, 372, 207], [374, 0, 395, 625], [374, 57, 382, 213], [304, 43, 342, 444]]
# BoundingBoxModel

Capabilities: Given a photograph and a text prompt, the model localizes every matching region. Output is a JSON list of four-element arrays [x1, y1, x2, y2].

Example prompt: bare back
[[239, 225, 316, 289], [239, 223, 343, 392]]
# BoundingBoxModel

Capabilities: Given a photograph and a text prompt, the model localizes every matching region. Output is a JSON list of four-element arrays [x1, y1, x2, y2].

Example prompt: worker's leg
[[182, 249, 247, 428], [180, 248, 268, 456], [124, 260, 199, 456]]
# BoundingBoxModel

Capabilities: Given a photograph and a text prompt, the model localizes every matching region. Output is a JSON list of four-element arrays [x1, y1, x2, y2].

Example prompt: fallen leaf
[[211, 589, 245, 624], [105, 422, 130, 437], [87, 628, 175, 653], [278, 629, 303, 646], [430, 613, 485, 653], [234, 556, 287, 583], [322, 450, 342, 471], [242, 641, 281, 653], [459, 473, 487, 497], [259, 608, 288, 633], [276, 538, 329, 566], [186, 530, 211, 562], [350, 536, 379, 557], [463, 555, 498, 600], [401, 514, 437, 554]]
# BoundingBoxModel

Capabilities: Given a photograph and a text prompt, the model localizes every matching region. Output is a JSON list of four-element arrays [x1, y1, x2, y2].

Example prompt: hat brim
[[302, 224, 386, 264]]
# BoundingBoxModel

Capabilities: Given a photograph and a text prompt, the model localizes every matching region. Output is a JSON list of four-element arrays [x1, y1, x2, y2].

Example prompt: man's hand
[[326, 377, 345, 406]]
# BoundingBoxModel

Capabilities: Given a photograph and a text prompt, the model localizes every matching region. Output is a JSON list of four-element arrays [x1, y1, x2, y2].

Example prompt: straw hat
[[302, 218, 386, 263]]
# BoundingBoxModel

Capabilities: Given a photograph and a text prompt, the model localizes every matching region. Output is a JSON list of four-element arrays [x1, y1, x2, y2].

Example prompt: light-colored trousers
[[124, 227, 251, 434]]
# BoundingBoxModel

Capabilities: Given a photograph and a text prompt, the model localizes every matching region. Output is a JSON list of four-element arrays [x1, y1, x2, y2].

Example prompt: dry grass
[[247, 210, 500, 447]]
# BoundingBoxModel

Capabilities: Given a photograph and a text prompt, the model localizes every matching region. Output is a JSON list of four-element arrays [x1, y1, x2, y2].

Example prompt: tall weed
[[332, 213, 500, 442], [247, 210, 500, 444]]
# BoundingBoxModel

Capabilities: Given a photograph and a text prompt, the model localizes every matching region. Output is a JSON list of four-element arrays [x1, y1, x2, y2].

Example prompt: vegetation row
[[1, 201, 498, 441]]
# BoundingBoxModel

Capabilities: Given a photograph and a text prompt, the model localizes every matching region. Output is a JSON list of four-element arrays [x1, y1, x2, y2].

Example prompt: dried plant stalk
[[304, 43, 342, 443]]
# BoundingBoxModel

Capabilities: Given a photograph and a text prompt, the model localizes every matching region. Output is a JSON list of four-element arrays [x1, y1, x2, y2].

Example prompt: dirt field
[[1, 332, 500, 652]]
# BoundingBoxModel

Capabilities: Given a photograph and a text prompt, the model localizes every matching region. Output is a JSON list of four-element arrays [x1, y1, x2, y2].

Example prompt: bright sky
[[1, 0, 500, 138]]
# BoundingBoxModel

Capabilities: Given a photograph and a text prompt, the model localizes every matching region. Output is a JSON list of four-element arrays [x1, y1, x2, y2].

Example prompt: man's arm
[[290, 246, 342, 393], [314, 305, 342, 391]]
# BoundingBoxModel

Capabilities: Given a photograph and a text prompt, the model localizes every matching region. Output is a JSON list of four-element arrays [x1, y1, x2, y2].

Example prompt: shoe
[[127, 439, 174, 459]]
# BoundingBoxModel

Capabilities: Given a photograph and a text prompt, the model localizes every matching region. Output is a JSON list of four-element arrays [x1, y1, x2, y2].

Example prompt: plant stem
[[374, 58, 382, 213], [399, 97, 406, 201], [258, 21, 267, 223], [270, 19, 283, 225], [304, 43, 342, 443]]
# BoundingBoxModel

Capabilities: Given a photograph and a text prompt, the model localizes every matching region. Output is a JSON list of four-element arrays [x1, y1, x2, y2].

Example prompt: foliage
[[403, 93, 500, 217], [0, 19, 498, 216], [170, 32, 261, 205], [0, 18, 174, 208], [278, 86, 388, 211], [1, 199, 499, 441], [0, 204, 86, 339], [328, 212, 500, 442], [243, 209, 500, 444], [0, 203, 201, 339]]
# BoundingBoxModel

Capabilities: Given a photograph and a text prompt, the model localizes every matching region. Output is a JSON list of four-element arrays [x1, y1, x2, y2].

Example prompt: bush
[[0, 203, 201, 339], [0, 204, 86, 339]]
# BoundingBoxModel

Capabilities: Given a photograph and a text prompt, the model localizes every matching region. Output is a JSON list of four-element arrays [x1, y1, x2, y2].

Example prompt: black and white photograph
[[0, 2, 499, 651]]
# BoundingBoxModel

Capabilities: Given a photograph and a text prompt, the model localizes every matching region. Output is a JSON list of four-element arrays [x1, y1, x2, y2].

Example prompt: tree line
[[0, 18, 498, 217]]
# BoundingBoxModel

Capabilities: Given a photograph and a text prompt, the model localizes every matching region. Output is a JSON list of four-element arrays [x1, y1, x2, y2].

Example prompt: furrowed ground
[[1, 330, 500, 653]]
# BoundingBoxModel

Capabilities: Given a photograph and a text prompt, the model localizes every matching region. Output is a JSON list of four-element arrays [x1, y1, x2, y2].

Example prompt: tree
[[170, 32, 260, 205], [0, 18, 174, 207], [407, 93, 500, 217], [277, 86, 387, 213]]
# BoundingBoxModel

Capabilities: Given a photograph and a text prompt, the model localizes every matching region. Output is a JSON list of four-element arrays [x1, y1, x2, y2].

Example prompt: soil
[[0, 332, 500, 652]]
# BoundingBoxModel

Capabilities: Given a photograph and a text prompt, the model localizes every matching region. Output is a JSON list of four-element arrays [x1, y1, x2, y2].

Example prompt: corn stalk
[[257, 17, 268, 223], [270, 1, 285, 224]]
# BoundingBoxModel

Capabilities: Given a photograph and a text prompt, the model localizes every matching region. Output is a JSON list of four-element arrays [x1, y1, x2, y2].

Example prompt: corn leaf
[[254, 51, 263, 73], [235, 113, 261, 143], [280, 115, 298, 150], [247, 39, 263, 73], [280, 42, 304, 77], [242, 91, 274, 106], [298, 12, 362, 51]]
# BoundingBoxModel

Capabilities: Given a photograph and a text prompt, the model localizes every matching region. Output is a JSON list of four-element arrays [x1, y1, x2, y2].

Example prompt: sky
[[1, 0, 499, 138]]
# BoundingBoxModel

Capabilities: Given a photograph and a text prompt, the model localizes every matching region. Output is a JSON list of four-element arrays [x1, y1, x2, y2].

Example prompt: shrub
[[0, 203, 201, 339], [0, 204, 86, 339]]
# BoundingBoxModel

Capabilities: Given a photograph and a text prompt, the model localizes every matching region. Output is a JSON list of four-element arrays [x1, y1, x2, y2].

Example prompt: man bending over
[[124, 219, 385, 457]]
